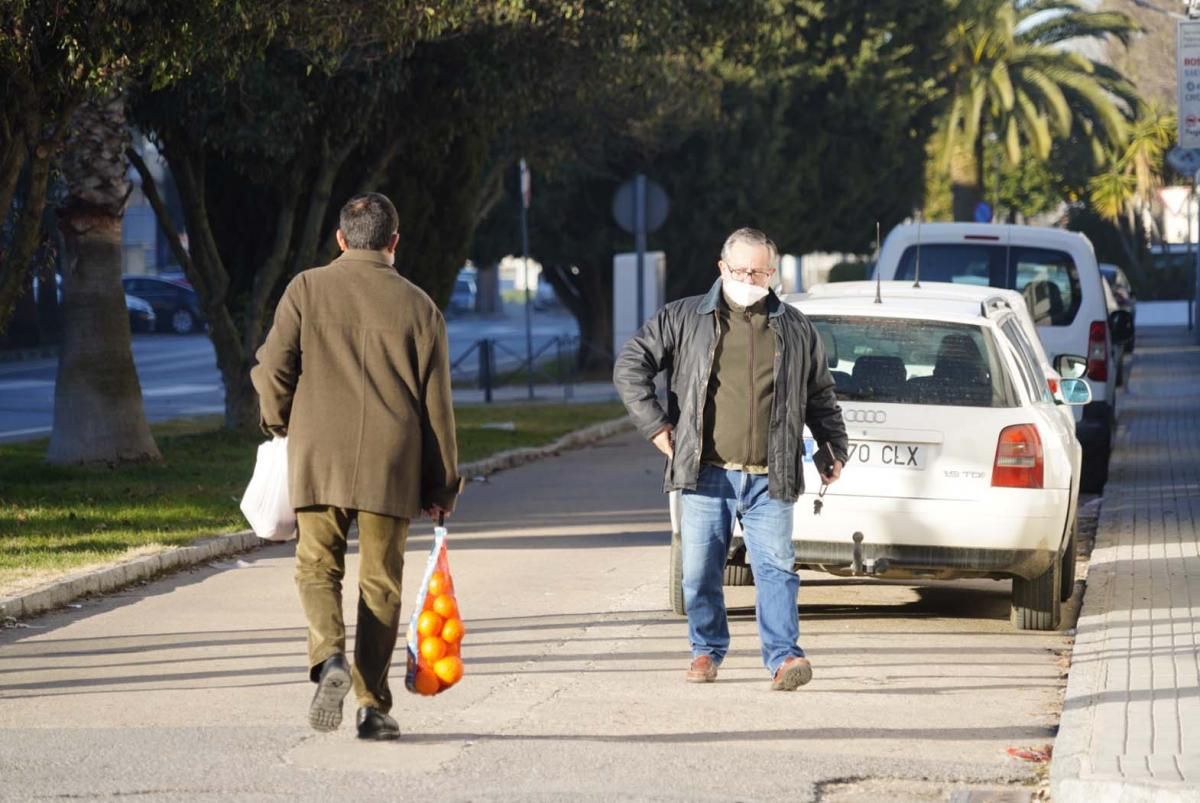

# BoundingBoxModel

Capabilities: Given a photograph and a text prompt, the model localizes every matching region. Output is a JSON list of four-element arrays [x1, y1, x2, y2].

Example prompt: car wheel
[[170, 308, 195, 334], [1080, 439, 1110, 494], [1060, 516, 1077, 603], [669, 529, 685, 615], [1011, 550, 1062, 631]]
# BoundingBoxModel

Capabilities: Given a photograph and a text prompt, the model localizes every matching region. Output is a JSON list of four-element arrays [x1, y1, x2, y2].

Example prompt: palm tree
[[935, 0, 1139, 221], [47, 93, 161, 465], [1088, 105, 1176, 272]]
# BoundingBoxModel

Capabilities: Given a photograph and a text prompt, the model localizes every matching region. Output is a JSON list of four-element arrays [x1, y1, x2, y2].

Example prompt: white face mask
[[722, 277, 770, 308]]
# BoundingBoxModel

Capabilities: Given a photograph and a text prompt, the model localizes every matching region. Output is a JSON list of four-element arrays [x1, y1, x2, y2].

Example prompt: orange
[[445, 642, 460, 658], [419, 635, 447, 663], [433, 655, 463, 686], [427, 571, 450, 597], [441, 617, 465, 644], [413, 667, 440, 696], [432, 593, 458, 619], [417, 610, 444, 639]]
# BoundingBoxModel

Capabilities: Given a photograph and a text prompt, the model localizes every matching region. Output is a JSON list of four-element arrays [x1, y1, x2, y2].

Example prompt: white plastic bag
[[239, 437, 297, 541]]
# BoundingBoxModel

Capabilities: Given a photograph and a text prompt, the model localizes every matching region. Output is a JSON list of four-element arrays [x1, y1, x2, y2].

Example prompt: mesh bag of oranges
[[405, 521, 465, 696]]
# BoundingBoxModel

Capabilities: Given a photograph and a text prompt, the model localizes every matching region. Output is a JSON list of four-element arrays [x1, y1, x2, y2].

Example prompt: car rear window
[[811, 315, 1017, 407], [894, 244, 1081, 326]]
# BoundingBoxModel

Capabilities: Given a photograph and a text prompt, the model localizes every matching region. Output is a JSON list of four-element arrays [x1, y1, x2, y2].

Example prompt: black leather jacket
[[613, 279, 848, 501]]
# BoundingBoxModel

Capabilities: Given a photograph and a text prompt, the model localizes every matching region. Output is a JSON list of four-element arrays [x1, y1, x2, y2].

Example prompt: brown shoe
[[771, 656, 813, 691], [686, 654, 719, 683]]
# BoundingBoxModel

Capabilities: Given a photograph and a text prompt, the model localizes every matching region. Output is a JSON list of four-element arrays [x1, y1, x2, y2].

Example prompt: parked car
[[448, 268, 477, 314], [805, 280, 1075, 427], [1099, 262, 1136, 351], [126, 294, 156, 333], [120, 275, 206, 334], [873, 222, 1132, 492], [667, 285, 1092, 630]]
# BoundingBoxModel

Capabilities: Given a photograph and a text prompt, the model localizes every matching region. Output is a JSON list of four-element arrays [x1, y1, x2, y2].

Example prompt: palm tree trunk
[[950, 144, 982, 222], [47, 95, 161, 464]]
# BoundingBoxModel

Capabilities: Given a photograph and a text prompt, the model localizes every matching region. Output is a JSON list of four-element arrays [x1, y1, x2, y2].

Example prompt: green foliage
[[929, 0, 1139, 220], [476, 0, 955, 339]]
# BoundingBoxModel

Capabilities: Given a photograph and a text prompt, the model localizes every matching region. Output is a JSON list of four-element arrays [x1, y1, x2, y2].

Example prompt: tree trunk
[[47, 95, 161, 465], [949, 144, 982, 222]]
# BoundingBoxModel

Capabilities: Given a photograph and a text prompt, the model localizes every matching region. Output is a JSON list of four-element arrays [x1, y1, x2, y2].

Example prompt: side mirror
[[1059, 377, 1092, 406], [1109, 309, 1134, 345], [1054, 353, 1088, 379]]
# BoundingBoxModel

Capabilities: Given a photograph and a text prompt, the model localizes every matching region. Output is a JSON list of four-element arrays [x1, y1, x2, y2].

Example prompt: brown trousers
[[295, 505, 409, 712]]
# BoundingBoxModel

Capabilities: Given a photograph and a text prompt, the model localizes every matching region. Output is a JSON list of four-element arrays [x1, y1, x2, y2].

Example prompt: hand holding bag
[[239, 437, 297, 541]]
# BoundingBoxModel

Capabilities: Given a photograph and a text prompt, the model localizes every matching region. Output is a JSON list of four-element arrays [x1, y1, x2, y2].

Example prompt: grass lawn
[[0, 401, 625, 593]]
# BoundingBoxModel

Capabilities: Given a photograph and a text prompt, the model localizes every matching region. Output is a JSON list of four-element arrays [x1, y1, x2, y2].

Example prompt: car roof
[[800, 279, 1029, 307], [787, 281, 1026, 322], [784, 293, 1004, 329], [881, 221, 1090, 248]]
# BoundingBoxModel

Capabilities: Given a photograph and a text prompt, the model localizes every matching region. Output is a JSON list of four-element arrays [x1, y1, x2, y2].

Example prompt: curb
[[0, 531, 261, 623], [0, 345, 58, 364], [0, 416, 634, 623], [457, 416, 633, 479]]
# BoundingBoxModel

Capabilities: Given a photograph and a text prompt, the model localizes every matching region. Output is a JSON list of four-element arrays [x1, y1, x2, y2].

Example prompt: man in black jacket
[[614, 227, 848, 690]]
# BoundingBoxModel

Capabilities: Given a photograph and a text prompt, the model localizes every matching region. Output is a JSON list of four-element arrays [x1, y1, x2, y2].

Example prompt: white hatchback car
[[667, 283, 1092, 630], [873, 223, 1133, 492]]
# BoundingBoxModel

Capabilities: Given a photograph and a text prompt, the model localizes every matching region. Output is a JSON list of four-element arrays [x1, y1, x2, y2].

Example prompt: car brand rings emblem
[[845, 409, 887, 424]]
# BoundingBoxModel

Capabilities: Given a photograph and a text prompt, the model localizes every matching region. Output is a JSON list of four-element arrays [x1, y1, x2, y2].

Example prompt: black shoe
[[308, 654, 351, 732], [356, 706, 400, 741]]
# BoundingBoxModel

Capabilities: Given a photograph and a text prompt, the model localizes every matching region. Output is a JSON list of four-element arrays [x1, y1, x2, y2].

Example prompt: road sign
[[973, 201, 993, 223], [612, 178, 669, 234], [1168, 146, 1200, 177], [1179, 21, 1200, 148]]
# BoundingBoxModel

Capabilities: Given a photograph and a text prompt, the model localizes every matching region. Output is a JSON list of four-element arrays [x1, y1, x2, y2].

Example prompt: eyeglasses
[[722, 263, 775, 281]]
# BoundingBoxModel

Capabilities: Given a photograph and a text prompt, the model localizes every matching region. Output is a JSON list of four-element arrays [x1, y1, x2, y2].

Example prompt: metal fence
[[450, 335, 591, 401]]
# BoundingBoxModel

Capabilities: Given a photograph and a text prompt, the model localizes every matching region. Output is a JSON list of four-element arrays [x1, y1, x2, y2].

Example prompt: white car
[[873, 223, 1133, 492], [667, 285, 1092, 630]]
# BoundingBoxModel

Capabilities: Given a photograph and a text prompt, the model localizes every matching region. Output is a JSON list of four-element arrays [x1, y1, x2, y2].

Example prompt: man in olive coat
[[251, 192, 461, 741]]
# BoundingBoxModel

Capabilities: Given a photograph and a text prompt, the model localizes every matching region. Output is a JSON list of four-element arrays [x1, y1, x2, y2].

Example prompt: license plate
[[805, 439, 926, 470]]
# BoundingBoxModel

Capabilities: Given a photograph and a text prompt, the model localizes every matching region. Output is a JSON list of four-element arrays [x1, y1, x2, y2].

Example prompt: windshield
[[811, 315, 1017, 407], [894, 243, 1081, 326]]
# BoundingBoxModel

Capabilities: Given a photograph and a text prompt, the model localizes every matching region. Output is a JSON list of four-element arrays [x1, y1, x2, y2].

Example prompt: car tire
[[1080, 439, 1110, 494], [723, 563, 754, 586], [669, 529, 685, 615], [1011, 550, 1062, 631], [1060, 516, 1077, 603], [170, 308, 196, 334]]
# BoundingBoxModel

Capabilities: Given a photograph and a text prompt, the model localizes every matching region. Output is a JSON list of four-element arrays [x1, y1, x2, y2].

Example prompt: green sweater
[[701, 296, 775, 473]]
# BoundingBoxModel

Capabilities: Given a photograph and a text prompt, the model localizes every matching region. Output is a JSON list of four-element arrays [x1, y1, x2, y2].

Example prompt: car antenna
[[913, 210, 922, 289], [874, 221, 882, 304]]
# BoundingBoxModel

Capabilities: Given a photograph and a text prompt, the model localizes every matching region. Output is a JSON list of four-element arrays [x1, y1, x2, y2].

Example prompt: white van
[[874, 223, 1133, 492]]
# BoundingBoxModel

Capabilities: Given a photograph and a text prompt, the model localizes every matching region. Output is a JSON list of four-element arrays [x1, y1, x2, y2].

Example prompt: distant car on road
[[126, 294, 156, 333], [449, 272, 477, 314], [120, 275, 206, 334]]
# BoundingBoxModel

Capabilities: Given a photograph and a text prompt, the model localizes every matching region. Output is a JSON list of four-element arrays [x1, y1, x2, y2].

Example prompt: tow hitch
[[850, 532, 890, 576]]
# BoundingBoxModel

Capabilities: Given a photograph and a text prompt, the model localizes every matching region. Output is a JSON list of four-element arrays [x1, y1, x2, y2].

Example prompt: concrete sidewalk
[[1052, 326, 1200, 802]]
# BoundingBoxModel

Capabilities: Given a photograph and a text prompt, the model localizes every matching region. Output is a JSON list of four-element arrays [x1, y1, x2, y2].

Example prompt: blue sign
[[973, 201, 993, 223]]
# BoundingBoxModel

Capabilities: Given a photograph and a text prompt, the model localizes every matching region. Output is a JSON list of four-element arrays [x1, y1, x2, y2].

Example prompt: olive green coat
[[251, 249, 461, 518]]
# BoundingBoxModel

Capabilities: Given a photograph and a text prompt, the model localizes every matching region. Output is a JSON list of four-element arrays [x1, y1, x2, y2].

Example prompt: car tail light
[[1087, 320, 1107, 381], [1046, 376, 1059, 396], [992, 424, 1044, 489]]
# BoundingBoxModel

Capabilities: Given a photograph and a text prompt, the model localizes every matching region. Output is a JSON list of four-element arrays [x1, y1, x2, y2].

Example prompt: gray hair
[[720, 227, 779, 269], [339, 192, 399, 250]]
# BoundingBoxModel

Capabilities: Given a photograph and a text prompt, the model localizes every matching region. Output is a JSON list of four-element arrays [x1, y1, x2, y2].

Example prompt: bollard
[[478, 338, 493, 403]]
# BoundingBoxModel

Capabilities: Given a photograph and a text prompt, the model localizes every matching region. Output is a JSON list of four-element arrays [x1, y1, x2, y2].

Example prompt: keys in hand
[[813, 498, 823, 516]]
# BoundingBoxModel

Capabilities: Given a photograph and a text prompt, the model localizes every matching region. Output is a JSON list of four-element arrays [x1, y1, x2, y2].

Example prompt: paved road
[[0, 431, 1077, 800], [0, 308, 579, 443]]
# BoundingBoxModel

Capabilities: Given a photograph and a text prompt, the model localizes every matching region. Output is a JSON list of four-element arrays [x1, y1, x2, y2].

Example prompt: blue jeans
[[680, 464, 803, 674]]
